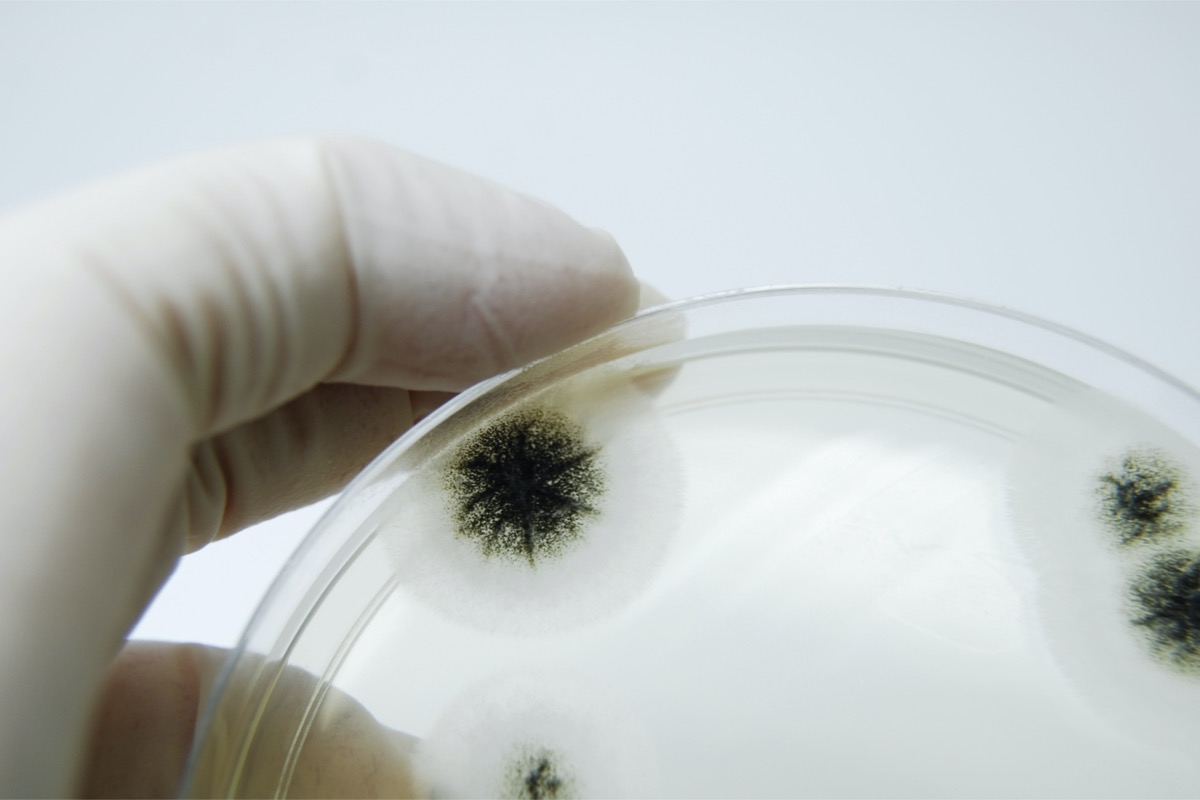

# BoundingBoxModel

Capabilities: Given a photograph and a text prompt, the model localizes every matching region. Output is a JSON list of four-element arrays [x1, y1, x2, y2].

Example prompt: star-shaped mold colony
[[1097, 448, 1193, 549], [444, 406, 605, 568], [380, 370, 681, 635]]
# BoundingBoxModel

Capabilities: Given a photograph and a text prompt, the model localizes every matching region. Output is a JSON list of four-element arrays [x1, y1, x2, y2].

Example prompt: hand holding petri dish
[[181, 287, 1200, 798]]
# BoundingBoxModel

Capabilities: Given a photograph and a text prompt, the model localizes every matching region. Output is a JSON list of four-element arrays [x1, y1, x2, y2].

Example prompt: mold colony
[[443, 406, 606, 568], [1007, 388, 1200, 754], [381, 370, 680, 638], [414, 672, 657, 799], [1130, 550, 1200, 672], [1097, 449, 1192, 549]]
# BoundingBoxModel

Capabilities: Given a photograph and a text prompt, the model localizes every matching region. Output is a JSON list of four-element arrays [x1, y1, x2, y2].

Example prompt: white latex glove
[[0, 137, 640, 797]]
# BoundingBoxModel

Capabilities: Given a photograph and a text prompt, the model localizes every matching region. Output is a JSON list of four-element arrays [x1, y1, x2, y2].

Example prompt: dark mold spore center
[[444, 405, 605, 567], [1130, 549, 1200, 674], [1098, 448, 1190, 547], [503, 746, 577, 800]]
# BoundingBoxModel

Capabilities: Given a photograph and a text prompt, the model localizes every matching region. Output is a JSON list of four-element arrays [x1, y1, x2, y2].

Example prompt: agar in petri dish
[[181, 287, 1200, 799]]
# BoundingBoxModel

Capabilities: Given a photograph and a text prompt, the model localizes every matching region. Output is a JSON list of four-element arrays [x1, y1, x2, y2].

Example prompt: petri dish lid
[[181, 286, 1200, 798]]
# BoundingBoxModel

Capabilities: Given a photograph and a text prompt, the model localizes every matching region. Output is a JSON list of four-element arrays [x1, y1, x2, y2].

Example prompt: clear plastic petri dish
[[180, 286, 1200, 799]]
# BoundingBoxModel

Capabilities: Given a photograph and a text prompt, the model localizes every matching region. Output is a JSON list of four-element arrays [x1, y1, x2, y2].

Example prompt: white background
[[2, 2, 1198, 650]]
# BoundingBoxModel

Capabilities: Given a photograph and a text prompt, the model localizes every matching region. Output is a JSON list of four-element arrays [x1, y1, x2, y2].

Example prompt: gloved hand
[[0, 137, 640, 797]]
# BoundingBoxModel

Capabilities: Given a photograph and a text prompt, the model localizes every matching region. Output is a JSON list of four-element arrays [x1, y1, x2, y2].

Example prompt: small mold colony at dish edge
[[1128, 549, 1200, 673], [1006, 386, 1200, 754], [414, 671, 658, 799]]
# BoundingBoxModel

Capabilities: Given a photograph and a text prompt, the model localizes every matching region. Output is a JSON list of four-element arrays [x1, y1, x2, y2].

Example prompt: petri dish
[[180, 286, 1200, 798]]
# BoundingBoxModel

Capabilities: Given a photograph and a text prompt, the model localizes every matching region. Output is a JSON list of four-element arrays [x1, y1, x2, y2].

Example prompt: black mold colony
[[1098, 449, 1188, 546], [1130, 549, 1200, 673], [444, 406, 605, 567], [504, 747, 576, 800]]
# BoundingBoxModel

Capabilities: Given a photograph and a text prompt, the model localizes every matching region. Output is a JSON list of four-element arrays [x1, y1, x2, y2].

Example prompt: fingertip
[[586, 226, 634, 279], [637, 281, 670, 312], [551, 223, 639, 334], [587, 226, 641, 319], [315, 142, 644, 391]]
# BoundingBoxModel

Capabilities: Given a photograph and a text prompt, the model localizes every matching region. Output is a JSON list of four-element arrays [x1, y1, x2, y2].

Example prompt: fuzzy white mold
[[1006, 386, 1200, 754], [379, 369, 681, 635], [415, 671, 659, 799]]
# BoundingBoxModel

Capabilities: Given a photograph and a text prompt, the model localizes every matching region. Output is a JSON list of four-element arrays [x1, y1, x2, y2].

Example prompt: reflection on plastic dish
[[181, 287, 1200, 798]]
